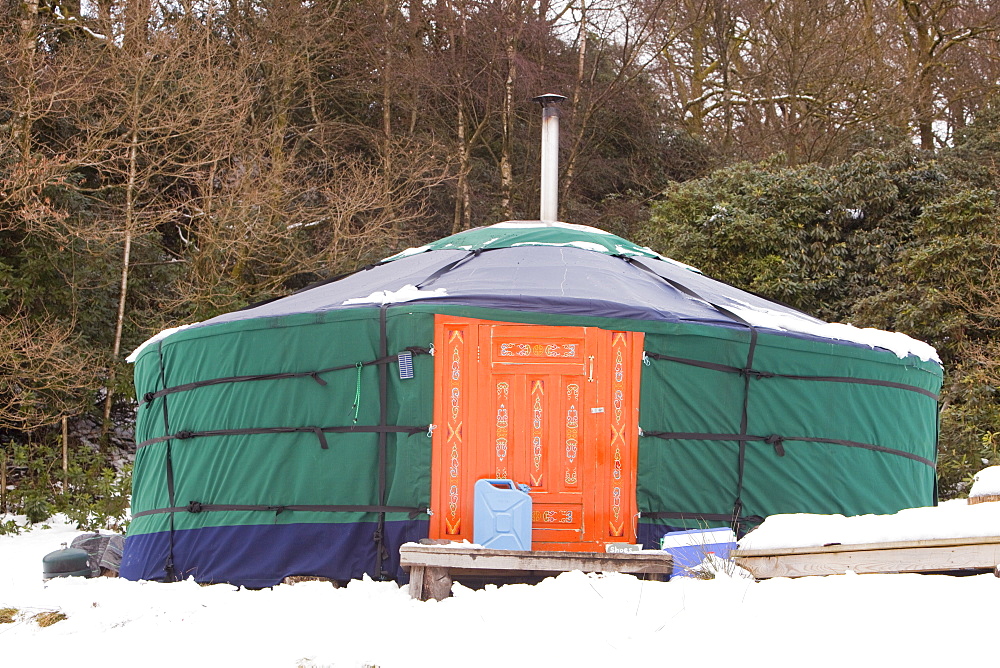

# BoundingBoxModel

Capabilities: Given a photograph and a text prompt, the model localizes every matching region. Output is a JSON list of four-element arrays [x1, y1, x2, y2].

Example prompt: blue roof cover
[[201, 222, 815, 330], [190, 221, 939, 362]]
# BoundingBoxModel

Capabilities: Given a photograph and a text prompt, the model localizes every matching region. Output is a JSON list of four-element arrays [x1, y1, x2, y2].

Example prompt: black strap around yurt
[[640, 431, 936, 468], [155, 341, 178, 582], [137, 347, 430, 407], [132, 503, 428, 519], [620, 255, 761, 535], [618, 256, 755, 326], [374, 304, 391, 579], [933, 403, 942, 506], [414, 249, 483, 290], [643, 352, 939, 400], [135, 424, 428, 451], [734, 325, 759, 523], [641, 510, 766, 533]]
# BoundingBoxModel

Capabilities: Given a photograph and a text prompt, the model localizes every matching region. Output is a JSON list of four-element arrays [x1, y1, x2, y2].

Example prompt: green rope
[[351, 362, 363, 423]]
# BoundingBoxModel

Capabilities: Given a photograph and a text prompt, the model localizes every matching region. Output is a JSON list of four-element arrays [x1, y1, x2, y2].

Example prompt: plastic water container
[[473, 479, 533, 550], [660, 527, 738, 578]]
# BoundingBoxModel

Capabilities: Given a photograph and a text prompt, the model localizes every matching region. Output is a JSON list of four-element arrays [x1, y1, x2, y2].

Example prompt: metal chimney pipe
[[532, 93, 566, 222]]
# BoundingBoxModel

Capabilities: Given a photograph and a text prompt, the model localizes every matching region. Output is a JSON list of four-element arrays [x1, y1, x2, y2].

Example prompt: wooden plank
[[399, 545, 673, 574], [736, 542, 1000, 579], [407, 564, 455, 602], [400, 544, 672, 599], [408, 564, 426, 600], [735, 534, 1000, 558]]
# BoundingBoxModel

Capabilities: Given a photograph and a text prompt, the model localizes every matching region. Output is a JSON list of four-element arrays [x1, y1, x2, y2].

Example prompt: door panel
[[431, 316, 642, 551]]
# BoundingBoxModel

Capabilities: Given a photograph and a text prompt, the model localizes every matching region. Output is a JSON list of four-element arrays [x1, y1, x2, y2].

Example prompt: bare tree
[[0, 309, 97, 431], [888, 0, 1000, 151]]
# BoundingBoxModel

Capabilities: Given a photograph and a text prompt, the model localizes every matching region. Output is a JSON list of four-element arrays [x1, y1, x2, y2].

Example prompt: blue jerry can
[[473, 479, 533, 550]]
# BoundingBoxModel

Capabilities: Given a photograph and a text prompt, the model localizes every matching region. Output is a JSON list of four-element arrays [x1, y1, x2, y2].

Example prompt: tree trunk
[[103, 129, 138, 435], [452, 102, 470, 234], [14, 0, 39, 159], [382, 0, 394, 146], [916, 66, 936, 151], [21, 0, 38, 33], [96, 0, 112, 31], [688, 2, 706, 136], [899, 0, 937, 151], [124, 0, 151, 51], [62, 415, 69, 494], [500, 41, 516, 219], [914, 13, 935, 151], [562, 5, 588, 198]]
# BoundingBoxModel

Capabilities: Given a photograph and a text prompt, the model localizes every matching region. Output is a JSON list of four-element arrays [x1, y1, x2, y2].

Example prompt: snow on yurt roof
[[132, 221, 939, 363], [382, 221, 693, 267]]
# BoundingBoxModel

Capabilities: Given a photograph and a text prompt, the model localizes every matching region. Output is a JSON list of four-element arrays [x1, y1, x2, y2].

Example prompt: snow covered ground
[[3, 506, 1000, 668]]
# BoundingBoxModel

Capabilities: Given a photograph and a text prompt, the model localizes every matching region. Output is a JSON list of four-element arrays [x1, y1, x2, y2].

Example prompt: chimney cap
[[532, 93, 567, 106]]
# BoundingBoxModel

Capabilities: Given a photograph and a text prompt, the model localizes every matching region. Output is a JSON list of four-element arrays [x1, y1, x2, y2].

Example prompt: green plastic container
[[42, 545, 93, 579]]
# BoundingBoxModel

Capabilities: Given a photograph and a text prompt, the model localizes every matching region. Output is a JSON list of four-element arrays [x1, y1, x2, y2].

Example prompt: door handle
[[588, 356, 594, 382]]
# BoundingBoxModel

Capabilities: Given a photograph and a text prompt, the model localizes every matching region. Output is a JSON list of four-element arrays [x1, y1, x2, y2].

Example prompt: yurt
[[120, 220, 942, 587]]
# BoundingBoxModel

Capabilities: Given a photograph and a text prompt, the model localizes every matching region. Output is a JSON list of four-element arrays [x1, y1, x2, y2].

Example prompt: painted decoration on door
[[530, 379, 545, 487], [609, 332, 628, 538], [431, 316, 642, 551], [445, 328, 465, 536], [565, 383, 579, 487], [495, 381, 509, 479]]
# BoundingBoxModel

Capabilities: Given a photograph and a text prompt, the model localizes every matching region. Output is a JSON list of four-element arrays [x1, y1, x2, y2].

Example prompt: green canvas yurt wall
[[120, 222, 941, 586]]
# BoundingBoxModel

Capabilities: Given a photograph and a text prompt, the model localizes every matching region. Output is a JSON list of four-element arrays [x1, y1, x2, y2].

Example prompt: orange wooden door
[[430, 316, 642, 551], [485, 323, 591, 547]]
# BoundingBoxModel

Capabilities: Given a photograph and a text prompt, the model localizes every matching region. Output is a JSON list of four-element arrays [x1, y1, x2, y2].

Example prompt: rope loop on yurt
[[351, 362, 363, 424], [764, 434, 786, 457]]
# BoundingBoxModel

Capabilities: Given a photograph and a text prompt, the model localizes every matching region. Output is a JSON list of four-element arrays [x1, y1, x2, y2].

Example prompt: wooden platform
[[735, 536, 1000, 579], [399, 544, 674, 600]]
